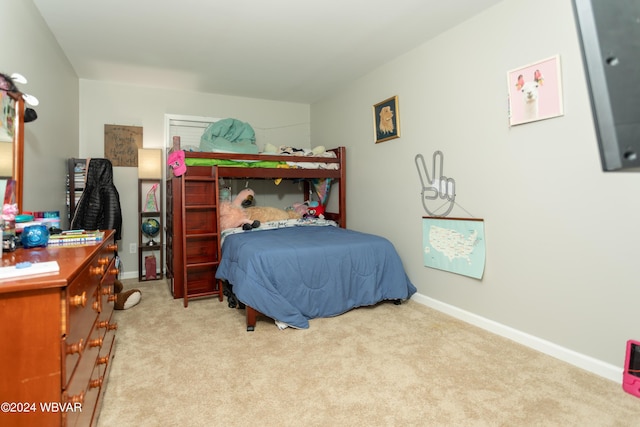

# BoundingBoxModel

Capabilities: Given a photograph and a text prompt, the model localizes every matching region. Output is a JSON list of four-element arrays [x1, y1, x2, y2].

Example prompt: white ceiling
[[33, 0, 501, 104]]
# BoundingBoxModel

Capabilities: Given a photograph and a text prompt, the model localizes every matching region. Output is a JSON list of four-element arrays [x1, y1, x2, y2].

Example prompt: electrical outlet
[[129, 243, 136, 254]]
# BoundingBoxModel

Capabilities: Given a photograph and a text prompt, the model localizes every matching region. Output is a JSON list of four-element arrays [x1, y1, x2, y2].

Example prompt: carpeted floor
[[97, 279, 640, 426]]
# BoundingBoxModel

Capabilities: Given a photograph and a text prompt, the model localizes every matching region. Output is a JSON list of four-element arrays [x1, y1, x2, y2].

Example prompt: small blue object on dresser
[[21, 224, 49, 248]]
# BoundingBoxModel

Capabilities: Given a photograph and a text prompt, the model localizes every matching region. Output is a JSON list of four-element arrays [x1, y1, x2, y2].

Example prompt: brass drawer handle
[[88, 337, 103, 348], [98, 257, 110, 266], [89, 377, 103, 389], [67, 391, 85, 405], [107, 244, 118, 252], [69, 292, 87, 308], [96, 355, 109, 365], [97, 320, 118, 331], [90, 266, 104, 275], [66, 339, 84, 355]]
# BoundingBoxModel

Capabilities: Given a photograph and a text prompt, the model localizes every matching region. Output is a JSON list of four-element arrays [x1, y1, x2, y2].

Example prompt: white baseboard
[[119, 270, 139, 280], [411, 293, 622, 383]]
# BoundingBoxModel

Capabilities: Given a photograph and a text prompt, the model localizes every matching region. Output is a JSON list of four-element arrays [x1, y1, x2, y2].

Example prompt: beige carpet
[[98, 279, 640, 427]]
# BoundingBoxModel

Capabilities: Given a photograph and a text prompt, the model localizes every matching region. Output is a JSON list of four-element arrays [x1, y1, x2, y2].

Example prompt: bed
[[166, 147, 346, 305], [216, 219, 417, 330], [166, 145, 416, 329]]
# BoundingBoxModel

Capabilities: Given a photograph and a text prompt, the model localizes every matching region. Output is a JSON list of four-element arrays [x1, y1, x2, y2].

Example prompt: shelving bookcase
[[138, 178, 163, 281]]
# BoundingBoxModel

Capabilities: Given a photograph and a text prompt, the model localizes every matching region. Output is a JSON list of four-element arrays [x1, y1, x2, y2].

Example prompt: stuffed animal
[[291, 201, 325, 219], [167, 150, 186, 177], [113, 279, 141, 310], [245, 205, 301, 223], [219, 188, 260, 231], [306, 201, 325, 219]]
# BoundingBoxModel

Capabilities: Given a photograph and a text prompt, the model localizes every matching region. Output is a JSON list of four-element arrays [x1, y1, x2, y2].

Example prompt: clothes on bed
[[183, 154, 339, 170], [215, 225, 417, 329], [220, 217, 338, 245], [185, 158, 284, 168], [200, 118, 259, 154]]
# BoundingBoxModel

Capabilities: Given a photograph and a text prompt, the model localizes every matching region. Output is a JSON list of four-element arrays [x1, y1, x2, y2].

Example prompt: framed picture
[[104, 124, 143, 167], [422, 216, 486, 279], [373, 96, 400, 143], [507, 55, 563, 126]]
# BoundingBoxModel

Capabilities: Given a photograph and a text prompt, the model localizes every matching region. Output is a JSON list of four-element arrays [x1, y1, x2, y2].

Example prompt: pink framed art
[[507, 55, 564, 126]]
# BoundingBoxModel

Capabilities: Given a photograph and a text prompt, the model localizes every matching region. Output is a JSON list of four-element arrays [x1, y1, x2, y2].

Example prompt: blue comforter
[[215, 225, 416, 329]]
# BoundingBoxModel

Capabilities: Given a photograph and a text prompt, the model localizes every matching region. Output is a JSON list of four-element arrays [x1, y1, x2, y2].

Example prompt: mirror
[[0, 142, 12, 176], [0, 91, 23, 212]]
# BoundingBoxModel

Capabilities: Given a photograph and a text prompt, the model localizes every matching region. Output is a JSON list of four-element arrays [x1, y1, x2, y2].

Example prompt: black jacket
[[70, 158, 123, 240]]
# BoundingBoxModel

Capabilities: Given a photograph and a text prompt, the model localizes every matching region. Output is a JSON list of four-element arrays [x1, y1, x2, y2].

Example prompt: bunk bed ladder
[[180, 174, 189, 307], [180, 168, 224, 308]]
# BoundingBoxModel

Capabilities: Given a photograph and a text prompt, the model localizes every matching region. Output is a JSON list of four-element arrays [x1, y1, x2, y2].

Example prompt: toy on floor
[[219, 188, 260, 232], [113, 279, 141, 310]]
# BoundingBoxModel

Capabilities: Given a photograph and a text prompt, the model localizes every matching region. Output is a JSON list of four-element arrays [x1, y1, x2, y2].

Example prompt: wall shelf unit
[[138, 178, 163, 282], [66, 158, 87, 229]]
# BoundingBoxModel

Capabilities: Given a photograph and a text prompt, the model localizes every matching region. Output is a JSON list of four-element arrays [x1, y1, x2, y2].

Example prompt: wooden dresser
[[0, 230, 118, 427]]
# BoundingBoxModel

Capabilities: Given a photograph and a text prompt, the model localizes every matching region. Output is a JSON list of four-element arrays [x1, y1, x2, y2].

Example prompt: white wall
[[311, 0, 639, 375], [2, 0, 79, 215], [79, 80, 310, 277]]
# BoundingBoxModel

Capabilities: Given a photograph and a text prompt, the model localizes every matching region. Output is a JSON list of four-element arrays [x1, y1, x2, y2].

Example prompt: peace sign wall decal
[[415, 151, 456, 217]]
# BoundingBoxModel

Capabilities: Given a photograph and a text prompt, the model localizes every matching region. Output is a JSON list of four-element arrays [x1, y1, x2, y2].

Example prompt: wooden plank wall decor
[[104, 124, 143, 167]]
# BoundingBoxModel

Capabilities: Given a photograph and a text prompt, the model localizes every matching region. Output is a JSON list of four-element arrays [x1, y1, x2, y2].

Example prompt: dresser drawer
[[96, 309, 116, 365], [64, 362, 102, 427], [97, 244, 118, 285], [65, 262, 103, 336], [63, 270, 100, 387], [98, 257, 117, 322], [64, 318, 104, 424], [97, 322, 116, 380]]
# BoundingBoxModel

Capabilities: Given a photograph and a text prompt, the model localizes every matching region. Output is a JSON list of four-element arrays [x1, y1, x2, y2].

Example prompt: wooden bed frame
[[190, 146, 346, 227], [165, 147, 347, 321]]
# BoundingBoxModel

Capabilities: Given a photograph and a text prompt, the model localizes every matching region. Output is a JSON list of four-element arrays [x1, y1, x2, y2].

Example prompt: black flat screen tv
[[572, 0, 640, 171]]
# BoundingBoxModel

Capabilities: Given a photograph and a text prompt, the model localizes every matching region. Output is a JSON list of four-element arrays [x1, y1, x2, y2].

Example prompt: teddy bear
[[245, 205, 301, 223], [113, 279, 141, 310], [220, 188, 304, 231], [219, 188, 260, 232]]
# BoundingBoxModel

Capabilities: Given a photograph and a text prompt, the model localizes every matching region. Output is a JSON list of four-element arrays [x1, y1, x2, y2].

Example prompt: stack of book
[[47, 230, 105, 246]]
